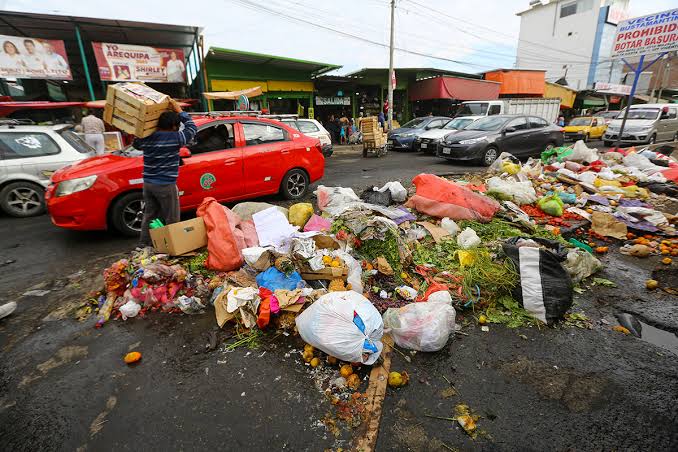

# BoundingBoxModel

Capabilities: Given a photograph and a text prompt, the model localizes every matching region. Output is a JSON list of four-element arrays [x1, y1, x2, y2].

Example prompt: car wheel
[[481, 146, 499, 166], [583, 133, 589, 143], [648, 134, 656, 144], [0, 181, 46, 217], [280, 169, 309, 200], [110, 192, 145, 237], [603, 140, 612, 147]]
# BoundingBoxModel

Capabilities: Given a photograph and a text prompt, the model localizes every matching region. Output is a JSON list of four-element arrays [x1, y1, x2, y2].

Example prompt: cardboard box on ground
[[150, 217, 207, 256], [103, 82, 171, 138]]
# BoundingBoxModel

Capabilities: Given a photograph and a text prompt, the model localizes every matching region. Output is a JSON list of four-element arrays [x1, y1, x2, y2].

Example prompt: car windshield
[[457, 103, 488, 116], [619, 108, 660, 120], [444, 118, 473, 130], [282, 120, 300, 131], [58, 129, 94, 154], [465, 116, 508, 131], [569, 118, 591, 126], [401, 118, 427, 129], [599, 112, 619, 119]]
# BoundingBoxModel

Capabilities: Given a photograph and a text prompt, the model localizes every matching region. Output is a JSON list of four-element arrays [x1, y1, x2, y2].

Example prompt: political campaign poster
[[92, 42, 186, 83], [0, 34, 72, 80]]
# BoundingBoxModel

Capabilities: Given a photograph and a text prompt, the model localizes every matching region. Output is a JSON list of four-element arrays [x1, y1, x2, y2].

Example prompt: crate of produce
[[104, 82, 170, 138]]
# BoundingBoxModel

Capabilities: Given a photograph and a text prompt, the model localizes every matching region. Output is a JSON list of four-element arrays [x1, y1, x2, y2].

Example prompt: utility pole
[[387, 0, 395, 131]]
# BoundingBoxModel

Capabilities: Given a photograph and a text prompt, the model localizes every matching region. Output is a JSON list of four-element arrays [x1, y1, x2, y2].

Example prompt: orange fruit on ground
[[124, 351, 142, 364]]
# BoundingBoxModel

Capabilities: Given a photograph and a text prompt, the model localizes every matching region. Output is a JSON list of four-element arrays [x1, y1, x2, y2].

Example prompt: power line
[[404, 0, 600, 62], [224, 0, 499, 70]]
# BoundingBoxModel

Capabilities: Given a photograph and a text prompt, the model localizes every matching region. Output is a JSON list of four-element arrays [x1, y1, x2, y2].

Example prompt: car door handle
[[281, 149, 291, 154], [224, 159, 237, 166]]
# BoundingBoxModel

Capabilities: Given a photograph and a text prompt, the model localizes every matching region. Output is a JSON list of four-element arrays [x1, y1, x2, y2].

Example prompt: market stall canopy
[[545, 82, 577, 109], [0, 101, 84, 116], [206, 47, 341, 78], [408, 76, 500, 102], [483, 69, 546, 96], [203, 87, 263, 100]]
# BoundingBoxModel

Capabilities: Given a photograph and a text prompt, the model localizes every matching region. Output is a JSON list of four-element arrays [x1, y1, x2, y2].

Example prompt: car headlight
[[458, 136, 487, 145], [55, 175, 97, 197], [400, 132, 415, 137]]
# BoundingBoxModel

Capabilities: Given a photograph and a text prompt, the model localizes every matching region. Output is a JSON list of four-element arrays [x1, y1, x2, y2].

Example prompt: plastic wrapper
[[303, 214, 332, 232], [296, 291, 383, 365], [457, 227, 481, 249], [376, 181, 408, 203], [288, 203, 314, 228], [537, 194, 564, 217], [383, 301, 456, 352], [441, 217, 460, 236], [119, 300, 140, 319], [486, 176, 537, 205], [176, 295, 205, 314]]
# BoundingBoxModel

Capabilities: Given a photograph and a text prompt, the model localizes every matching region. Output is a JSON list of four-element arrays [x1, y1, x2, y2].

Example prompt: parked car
[[278, 117, 333, 157], [0, 121, 94, 217], [603, 104, 678, 147], [563, 116, 607, 142], [386, 116, 450, 151], [46, 116, 325, 236], [596, 110, 620, 125], [456, 98, 561, 123], [414, 116, 482, 153], [437, 114, 564, 166]]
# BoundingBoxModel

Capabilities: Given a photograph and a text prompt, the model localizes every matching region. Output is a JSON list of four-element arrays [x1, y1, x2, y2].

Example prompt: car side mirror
[[504, 126, 516, 133], [179, 147, 191, 158]]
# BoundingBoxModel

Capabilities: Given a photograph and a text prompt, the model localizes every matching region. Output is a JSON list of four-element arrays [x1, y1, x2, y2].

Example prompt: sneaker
[[0, 302, 17, 320]]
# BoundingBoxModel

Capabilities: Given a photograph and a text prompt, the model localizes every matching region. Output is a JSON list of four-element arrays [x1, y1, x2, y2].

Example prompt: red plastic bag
[[405, 174, 499, 221], [197, 197, 244, 271]]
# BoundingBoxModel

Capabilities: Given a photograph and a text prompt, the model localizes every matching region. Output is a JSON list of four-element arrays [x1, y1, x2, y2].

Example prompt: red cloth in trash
[[257, 287, 272, 329], [196, 197, 244, 271], [661, 167, 678, 183], [405, 173, 499, 222]]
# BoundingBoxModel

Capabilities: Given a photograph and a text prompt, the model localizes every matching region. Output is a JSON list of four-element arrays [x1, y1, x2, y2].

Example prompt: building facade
[[515, 0, 629, 90]]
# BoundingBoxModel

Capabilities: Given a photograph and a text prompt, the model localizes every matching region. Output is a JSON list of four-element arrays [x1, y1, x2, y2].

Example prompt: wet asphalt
[[1, 145, 677, 451]]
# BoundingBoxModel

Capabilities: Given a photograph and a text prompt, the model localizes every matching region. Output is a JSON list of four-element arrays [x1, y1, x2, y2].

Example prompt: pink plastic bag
[[303, 214, 332, 232], [405, 174, 499, 222]]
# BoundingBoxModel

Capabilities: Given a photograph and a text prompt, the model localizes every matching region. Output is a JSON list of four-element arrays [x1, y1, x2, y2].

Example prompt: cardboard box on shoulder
[[149, 217, 207, 256], [104, 82, 171, 138]]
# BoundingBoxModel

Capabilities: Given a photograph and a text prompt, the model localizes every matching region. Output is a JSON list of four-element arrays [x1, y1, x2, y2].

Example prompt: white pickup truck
[[457, 98, 561, 123]]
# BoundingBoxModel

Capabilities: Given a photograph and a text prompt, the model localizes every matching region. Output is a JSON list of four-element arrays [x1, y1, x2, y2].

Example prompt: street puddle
[[637, 321, 678, 356], [616, 313, 678, 356]]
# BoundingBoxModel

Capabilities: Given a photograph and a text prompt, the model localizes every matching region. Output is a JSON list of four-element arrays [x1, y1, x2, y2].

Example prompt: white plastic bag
[[567, 140, 599, 163], [377, 181, 408, 203], [486, 176, 537, 205], [562, 249, 602, 283], [333, 250, 363, 294], [382, 301, 456, 352], [441, 217, 460, 236], [489, 152, 520, 173], [428, 290, 452, 304], [242, 247, 272, 271], [295, 291, 383, 365], [457, 227, 481, 249], [119, 300, 141, 320]]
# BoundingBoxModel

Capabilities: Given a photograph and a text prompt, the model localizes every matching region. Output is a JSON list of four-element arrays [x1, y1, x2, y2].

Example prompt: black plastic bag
[[360, 188, 392, 206], [502, 237, 572, 323]]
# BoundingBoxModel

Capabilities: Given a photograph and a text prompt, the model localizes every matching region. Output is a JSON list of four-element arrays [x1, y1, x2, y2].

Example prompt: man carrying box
[[133, 99, 197, 246]]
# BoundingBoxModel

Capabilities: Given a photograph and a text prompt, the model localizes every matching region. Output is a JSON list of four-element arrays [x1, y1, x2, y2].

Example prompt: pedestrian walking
[[81, 109, 106, 155], [132, 99, 197, 247]]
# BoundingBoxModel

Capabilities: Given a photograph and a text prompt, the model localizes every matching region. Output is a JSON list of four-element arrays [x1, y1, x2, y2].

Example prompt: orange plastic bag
[[405, 174, 499, 221], [197, 197, 244, 271]]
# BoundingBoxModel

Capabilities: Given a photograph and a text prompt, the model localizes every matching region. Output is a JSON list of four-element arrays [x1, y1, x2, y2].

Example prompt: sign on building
[[92, 42, 186, 83], [611, 8, 678, 58], [316, 96, 351, 106], [0, 34, 72, 80], [594, 82, 632, 95]]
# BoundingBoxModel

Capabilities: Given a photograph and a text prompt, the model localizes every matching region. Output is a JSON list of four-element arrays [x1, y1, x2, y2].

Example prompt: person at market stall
[[22, 39, 46, 73], [165, 51, 185, 83], [80, 109, 106, 155], [133, 99, 197, 247]]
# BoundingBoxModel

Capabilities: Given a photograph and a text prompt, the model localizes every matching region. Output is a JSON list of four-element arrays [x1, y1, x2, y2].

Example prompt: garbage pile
[[89, 139, 676, 430]]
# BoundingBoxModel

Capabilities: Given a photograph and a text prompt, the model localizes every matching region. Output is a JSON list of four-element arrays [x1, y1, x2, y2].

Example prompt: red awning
[[409, 76, 500, 102], [0, 101, 84, 116]]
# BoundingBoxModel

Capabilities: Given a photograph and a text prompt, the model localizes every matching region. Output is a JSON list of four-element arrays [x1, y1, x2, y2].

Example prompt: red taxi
[[46, 115, 325, 235]]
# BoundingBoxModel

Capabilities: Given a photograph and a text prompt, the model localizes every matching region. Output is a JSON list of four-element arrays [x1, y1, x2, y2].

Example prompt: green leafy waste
[[485, 295, 541, 328], [458, 218, 568, 245], [356, 231, 403, 274], [412, 239, 519, 301], [184, 250, 216, 277]]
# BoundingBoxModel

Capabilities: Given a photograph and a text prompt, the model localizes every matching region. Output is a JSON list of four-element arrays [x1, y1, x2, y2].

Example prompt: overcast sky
[[2, 0, 675, 74]]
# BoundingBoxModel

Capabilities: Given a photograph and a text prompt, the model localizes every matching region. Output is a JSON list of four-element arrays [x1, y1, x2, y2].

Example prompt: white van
[[603, 103, 678, 146]]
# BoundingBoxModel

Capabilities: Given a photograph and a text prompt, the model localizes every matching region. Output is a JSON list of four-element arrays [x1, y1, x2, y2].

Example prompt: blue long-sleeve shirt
[[133, 112, 197, 185]]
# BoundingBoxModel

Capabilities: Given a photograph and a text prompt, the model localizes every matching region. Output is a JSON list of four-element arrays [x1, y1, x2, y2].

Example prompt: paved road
[[2, 141, 677, 451]]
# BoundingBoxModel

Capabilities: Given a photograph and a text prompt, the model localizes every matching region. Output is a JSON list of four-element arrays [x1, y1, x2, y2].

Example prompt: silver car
[[0, 121, 93, 217], [603, 104, 678, 146]]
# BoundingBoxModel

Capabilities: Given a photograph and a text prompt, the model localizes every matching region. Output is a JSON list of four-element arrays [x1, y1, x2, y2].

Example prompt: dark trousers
[[139, 182, 180, 245]]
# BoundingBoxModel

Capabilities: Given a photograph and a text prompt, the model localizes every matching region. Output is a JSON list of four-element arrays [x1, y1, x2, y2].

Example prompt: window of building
[[242, 123, 286, 146], [560, 1, 578, 18], [0, 132, 60, 159]]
